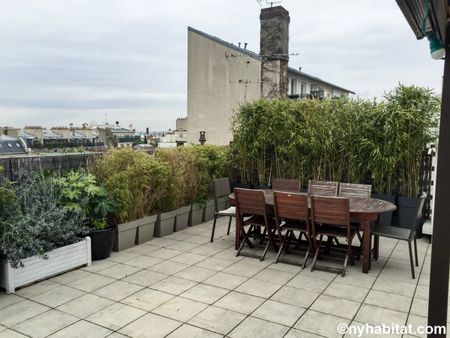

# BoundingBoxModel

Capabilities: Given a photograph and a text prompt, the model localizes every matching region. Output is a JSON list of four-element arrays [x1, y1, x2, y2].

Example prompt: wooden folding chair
[[272, 178, 301, 192], [310, 196, 356, 277], [338, 183, 372, 252], [234, 188, 278, 261], [273, 191, 312, 267], [308, 180, 339, 196], [339, 183, 372, 198]]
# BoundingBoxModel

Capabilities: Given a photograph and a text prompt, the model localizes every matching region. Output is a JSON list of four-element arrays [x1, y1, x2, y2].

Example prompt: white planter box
[[1, 237, 92, 294]]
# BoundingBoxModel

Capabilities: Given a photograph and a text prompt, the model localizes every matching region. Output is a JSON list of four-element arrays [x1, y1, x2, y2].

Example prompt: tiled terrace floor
[[0, 218, 447, 338]]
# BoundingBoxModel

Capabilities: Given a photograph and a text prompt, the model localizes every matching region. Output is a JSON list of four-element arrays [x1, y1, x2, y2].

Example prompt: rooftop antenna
[[265, 0, 282, 7]]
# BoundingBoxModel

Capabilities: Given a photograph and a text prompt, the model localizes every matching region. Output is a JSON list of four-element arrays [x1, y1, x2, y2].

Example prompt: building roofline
[[188, 26, 354, 95], [288, 67, 355, 94], [188, 26, 261, 61]]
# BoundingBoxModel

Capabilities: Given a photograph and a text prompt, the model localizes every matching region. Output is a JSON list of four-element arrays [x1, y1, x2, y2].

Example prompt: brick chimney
[[260, 6, 290, 99]]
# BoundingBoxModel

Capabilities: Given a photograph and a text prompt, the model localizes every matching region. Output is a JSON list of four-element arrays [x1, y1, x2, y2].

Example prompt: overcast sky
[[0, 0, 444, 131]]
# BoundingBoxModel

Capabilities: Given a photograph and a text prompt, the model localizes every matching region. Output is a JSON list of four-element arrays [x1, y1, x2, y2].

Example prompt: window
[[290, 79, 298, 95], [300, 82, 306, 95]]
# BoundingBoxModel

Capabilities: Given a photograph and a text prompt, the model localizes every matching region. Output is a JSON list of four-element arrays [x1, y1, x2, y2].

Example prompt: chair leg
[[413, 238, 419, 267], [227, 216, 232, 235], [210, 216, 217, 243], [310, 247, 320, 272], [408, 240, 416, 279], [260, 237, 271, 261], [236, 225, 253, 257], [310, 235, 323, 272], [275, 233, 288, 263], [342, 254, 348, 277], [302, 247, 310, 269]]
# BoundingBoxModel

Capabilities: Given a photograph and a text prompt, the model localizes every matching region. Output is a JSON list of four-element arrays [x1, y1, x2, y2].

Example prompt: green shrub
[[383, 84, 439, 196], [53, 171, 118, 230], [95, 148, 171, 222], [231, 84, 439, 196], [155, 148, 195, 208], [155, 146, 230, 207], [190, 145, 230, 201], [0, 172, 87, 268]]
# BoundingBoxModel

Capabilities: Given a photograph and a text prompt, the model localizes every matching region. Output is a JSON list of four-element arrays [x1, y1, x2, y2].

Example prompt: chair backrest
[[273, 191, 309, 225], [213, 177, 231, 198], [409, 193, 427, 238], [308, 180, 339, 196], [339, 183, 372, 198], [272, 178, 301, 192], [213, 177, 231, 211], [234, 188, 267, 218], [311, 196, 350, 235]]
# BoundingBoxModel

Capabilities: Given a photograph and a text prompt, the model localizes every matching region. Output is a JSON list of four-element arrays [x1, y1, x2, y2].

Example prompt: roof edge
[[288, 67, 355, 94], [188, 26, 261, 61]]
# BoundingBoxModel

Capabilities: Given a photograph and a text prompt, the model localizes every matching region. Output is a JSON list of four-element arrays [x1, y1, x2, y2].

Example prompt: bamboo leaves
[[231, 84, 439, 197]]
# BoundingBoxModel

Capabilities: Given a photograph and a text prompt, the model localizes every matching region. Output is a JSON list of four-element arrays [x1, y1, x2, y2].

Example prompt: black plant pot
[[253, 184, 270, 190], [89, 226, 116, 260], [397, 196, 424, 235], [231, 182, 253, 190], [372, 194, 396, 227]]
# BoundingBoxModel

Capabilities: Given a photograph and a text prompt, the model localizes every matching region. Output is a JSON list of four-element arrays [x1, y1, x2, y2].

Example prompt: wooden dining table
[[229, 190, 396, 274]]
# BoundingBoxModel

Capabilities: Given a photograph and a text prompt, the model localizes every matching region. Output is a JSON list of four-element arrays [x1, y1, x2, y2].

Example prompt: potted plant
[[95, 149, 170, 247], [175, 205, 191, 232], [383, 85, 439, 230], [203, 199, 215, 222], [55, 171, 118, 260], [0, 173, 90, 293], [189, 202, 205, 226], [155, 148, 192, 234]]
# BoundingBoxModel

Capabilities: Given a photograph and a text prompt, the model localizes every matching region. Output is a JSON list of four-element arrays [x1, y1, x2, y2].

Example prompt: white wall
[[187, 30, 262, 145]]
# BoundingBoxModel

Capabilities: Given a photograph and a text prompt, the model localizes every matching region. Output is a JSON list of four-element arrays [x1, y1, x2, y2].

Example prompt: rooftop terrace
[[0, 217, 445, 338]]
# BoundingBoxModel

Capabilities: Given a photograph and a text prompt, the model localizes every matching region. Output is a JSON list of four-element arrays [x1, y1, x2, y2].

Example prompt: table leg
[[235, 214, 240, 250], [362, 221, 371, 273]]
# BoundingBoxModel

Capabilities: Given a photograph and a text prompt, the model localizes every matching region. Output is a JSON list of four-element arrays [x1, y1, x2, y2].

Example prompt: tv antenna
[[256, 0, 283, 7]]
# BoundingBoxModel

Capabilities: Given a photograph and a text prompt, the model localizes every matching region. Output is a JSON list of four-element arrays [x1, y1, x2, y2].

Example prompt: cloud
[[0, 0, 444, 130]]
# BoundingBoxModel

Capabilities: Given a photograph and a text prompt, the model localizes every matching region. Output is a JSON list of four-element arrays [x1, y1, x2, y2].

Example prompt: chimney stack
[[260, 6, 290, 99]]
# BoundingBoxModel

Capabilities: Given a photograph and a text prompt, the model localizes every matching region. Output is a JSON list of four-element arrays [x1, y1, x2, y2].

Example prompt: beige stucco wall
[[187, 30, 261, 145]]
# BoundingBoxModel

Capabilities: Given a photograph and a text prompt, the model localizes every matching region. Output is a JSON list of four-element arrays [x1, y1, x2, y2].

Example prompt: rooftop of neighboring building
[[188, 26, 354, 95], [0, 135, 27, 155]]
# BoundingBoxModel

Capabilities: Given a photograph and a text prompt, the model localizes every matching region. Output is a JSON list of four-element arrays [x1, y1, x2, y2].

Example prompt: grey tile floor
[[0, 217, 446, 338]]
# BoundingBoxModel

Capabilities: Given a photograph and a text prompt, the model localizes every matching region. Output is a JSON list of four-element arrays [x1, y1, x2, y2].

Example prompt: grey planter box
[[217, 196, 228, 211], [189, 204, 204, 226], [155, 210, 176, 237], [114, 219, 139, 251], [175, 206, 191, 232], [203, 199, 215, 222], [137, 215, 158, 244]]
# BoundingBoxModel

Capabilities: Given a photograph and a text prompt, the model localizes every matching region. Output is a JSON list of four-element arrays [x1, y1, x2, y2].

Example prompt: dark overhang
[[396, 0, 449, 45]]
